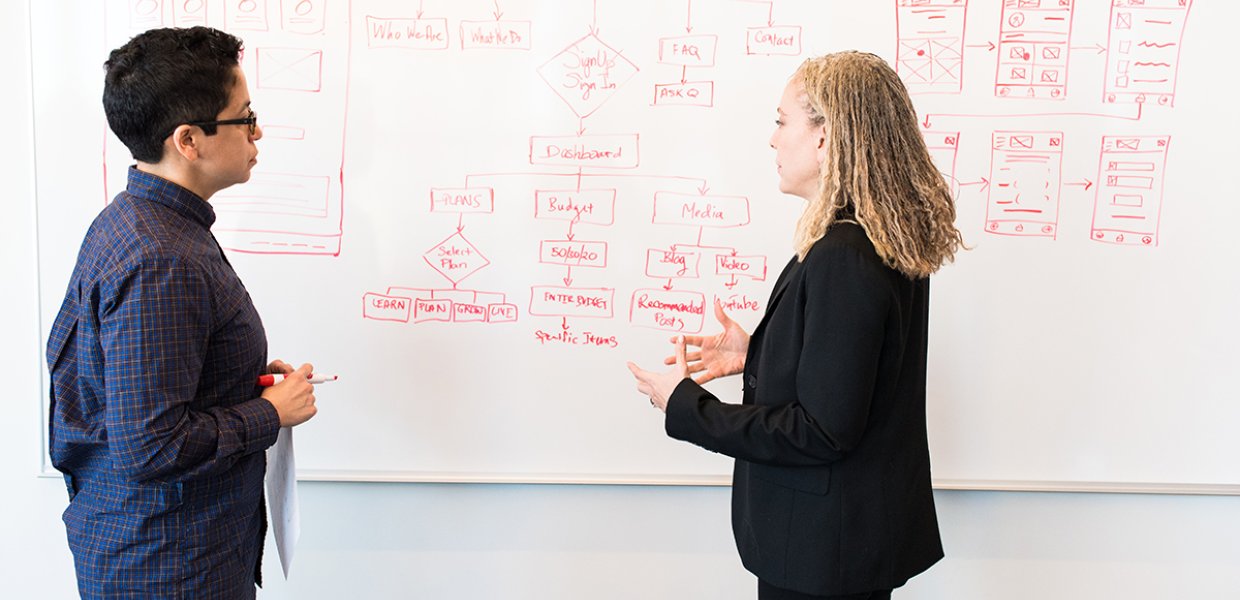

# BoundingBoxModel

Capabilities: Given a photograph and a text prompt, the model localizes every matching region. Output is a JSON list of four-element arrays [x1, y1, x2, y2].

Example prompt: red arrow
[[725, 275, 738, 290], [697, 181, 710, 195], [681, 66, 688, 84], [1071, 43, 1106, 55], [589, 0, 599, 35], [562, 317, 570, 331], [663, 279, 674, 291], [492, 0, 503, 20], [577, 118, 587, 136], [739, 0, 775, 26], [686, 0, 693, 33], [457, 215, 464, 232], [417, 0, 424, 18], [1065, 178, 1094, 191], [563, 266, 574, 287], [958, 177, 990, 193], [922, 114, 932, 129], [966, 41, 995, 51]]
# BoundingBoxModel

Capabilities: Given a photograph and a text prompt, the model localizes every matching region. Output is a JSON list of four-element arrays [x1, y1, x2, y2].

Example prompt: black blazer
[[666, 222, 943, 596]]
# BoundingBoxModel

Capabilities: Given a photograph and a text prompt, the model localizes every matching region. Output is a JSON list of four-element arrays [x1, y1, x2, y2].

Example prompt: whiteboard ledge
[[295, 469, 733, 486], [37, 468, 1240, 495], [295, 470, 1240, 495], [930, 479, 1240, 496]]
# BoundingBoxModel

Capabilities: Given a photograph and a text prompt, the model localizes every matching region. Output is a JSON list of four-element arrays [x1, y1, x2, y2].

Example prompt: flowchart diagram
[[103, 0, 1197, 349], [900, 0, 1190, 246], [349, 0, 779, 344]]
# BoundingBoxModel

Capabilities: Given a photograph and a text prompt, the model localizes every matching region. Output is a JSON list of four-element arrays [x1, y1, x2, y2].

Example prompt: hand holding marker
[[258, 363, 322, 427], [258, 373, 339, 386]]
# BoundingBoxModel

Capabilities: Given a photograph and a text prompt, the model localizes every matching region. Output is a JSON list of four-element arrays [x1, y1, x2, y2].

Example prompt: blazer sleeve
[[665, 243, 892, 466]]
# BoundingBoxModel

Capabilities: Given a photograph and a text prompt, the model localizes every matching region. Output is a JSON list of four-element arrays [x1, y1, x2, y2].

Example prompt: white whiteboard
[[31, 0, 1240, 492]]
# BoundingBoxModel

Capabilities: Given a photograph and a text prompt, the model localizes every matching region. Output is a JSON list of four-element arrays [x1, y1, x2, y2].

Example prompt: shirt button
[[746, 375, 757, 388]]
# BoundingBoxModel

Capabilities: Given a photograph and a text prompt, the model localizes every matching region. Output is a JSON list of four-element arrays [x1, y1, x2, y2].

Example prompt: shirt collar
[[124, 166, 217, 228]]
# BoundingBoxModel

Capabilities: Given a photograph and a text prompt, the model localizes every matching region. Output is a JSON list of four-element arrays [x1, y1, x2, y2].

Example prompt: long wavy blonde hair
[[792, 51, 963, 278]]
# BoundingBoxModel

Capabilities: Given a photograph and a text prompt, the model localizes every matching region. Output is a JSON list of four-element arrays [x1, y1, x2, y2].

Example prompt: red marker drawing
[[257, 373, 339, 386]]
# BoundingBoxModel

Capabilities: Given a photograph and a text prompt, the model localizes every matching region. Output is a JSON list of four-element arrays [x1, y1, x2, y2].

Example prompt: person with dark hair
[[46, 26, 319, 599], [627, 51, 963, 599]]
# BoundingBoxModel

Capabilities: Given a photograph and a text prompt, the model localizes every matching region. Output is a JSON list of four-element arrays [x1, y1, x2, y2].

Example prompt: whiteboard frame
[[26, 0, 1240, 499]]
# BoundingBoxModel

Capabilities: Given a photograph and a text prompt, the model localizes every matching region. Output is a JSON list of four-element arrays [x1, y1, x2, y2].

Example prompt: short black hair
[[103, 26, 244, 163]]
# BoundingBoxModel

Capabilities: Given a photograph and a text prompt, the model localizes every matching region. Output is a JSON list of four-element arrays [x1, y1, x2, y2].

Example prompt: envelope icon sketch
[[899, 59, 931, 81], [937, 58, 962, 79], [258, 48, 323, 92], [1042, 47, 1061, 60], [931, 39, 961, 61], [1116, 138, 1140, 150], [901, 40, 930, 56], [1011, 67, 1027, 80], [1040, 70, 1059, 82], [1011, 135, 1034, 149], [898, 42, 933, 81], [1116, 13, 1132, 29], [1009, 46, 1028, 60]]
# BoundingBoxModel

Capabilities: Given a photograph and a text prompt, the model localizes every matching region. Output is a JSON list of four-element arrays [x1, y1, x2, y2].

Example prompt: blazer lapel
[[751, 256, 801, 338]]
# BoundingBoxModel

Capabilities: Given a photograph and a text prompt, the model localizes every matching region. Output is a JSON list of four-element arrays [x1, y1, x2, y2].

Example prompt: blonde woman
[[627, 51, 963, 600]]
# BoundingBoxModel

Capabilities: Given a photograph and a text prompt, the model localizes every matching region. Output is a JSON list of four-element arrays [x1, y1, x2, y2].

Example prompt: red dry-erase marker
[[257, 373, 338, 386]]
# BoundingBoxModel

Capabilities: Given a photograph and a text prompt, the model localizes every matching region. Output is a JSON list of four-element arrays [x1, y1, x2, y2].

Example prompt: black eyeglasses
[[186, 109, 258, 136]]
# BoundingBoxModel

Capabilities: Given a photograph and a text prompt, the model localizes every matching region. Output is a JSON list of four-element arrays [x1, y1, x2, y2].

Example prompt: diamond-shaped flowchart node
[[424, 232, 490, 284], [538, 34, 639, 119]]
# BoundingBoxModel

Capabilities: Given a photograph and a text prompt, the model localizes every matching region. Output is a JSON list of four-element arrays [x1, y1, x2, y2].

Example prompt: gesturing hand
[[667, 299, 749, 385], [626, 336, 689, 413]]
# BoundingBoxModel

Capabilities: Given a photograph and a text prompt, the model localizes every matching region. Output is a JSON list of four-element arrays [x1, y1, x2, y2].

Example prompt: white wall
[[0, 2, 79, 597], [4, 3, 1239, 598]]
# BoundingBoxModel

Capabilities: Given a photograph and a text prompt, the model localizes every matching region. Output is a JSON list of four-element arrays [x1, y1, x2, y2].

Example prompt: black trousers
[[758, 580, 893, 600]]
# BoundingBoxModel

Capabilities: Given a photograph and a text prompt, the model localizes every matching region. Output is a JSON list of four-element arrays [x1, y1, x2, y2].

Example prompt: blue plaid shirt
[[47, 167, 281, 599]]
